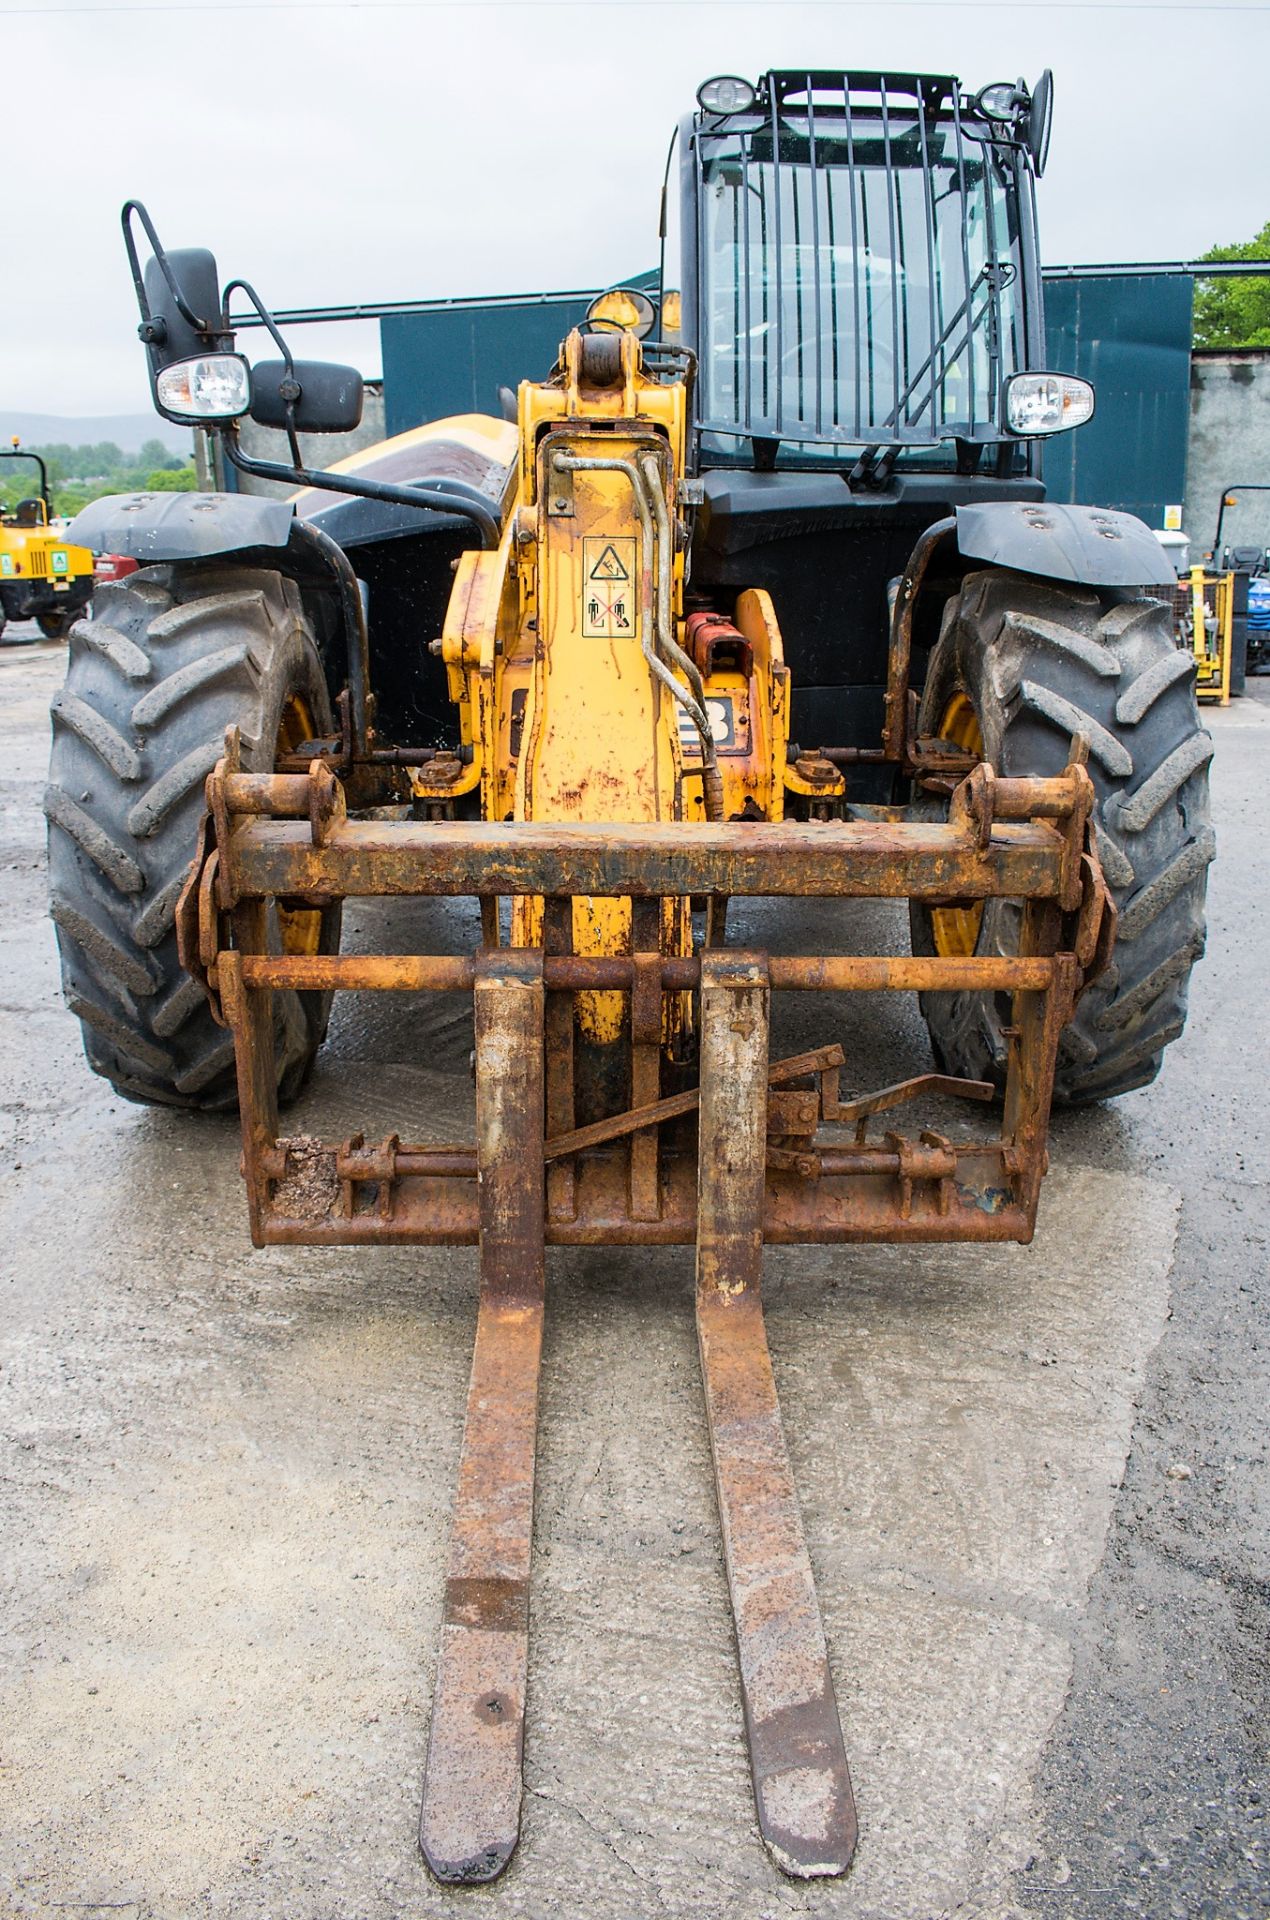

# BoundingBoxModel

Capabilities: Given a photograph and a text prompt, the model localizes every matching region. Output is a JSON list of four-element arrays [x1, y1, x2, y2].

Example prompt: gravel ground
[[1016, 683, 1270, 1920]]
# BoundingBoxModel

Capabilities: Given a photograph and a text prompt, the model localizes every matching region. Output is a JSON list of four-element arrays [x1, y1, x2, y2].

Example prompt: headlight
[[697, 75, 755, 113], [974, 81, 1022, 121], [1004, 372, 1095, 436], [155, 353, 250, 420]]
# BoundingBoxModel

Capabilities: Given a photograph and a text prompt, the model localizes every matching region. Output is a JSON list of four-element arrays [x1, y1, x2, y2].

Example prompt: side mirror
[[249, 359, 364, 434], [141, 246, 224, 370], [1026, 70, 1054, 177], [585, 287, 656, 339]]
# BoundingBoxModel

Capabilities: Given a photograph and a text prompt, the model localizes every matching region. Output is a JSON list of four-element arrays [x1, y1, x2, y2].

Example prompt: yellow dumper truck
[[0, 443, 94, 639]]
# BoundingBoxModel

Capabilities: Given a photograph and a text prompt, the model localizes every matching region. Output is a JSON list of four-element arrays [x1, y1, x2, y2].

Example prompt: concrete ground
[[0, 627, 1265, 1920]]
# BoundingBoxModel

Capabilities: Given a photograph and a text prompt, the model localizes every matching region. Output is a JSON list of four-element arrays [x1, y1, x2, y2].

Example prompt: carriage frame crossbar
[[178, 730, 1108, 1258]]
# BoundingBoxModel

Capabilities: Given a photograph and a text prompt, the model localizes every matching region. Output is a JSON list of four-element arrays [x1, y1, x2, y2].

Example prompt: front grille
[[26, 548, 49, 577]]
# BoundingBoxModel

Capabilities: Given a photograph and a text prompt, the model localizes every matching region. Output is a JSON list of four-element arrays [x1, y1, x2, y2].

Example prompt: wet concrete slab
[[0, 644, 1220, 1920]]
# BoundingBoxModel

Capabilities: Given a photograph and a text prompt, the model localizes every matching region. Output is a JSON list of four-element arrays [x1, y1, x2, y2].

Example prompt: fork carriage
[[175, 734, 1110, 1880], [182, 737, 1108, 1253]]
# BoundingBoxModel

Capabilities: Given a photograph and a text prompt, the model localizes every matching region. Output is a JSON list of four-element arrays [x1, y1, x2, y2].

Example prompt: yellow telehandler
[[48, 72, 1211, 1883]]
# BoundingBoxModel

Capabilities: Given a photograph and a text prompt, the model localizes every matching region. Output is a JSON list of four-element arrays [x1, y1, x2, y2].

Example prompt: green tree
[[85, 441, 125, 476], [2, 439, 201, 515], [0, 474, 33, 512], [0, 455, 47, 508], [1194, 220, 1270, 348], [144, 466, 197, 492], [139, 436, 183, 472]]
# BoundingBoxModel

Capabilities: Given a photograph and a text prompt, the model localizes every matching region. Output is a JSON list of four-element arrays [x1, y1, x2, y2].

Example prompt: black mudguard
[[955, 501, 1176, 589], [65, 491, 294, 563]]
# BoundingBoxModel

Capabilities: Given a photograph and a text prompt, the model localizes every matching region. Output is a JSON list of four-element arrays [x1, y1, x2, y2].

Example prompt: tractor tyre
[[45, 565, 340, 1110], [910, 568, 1214, 1104]]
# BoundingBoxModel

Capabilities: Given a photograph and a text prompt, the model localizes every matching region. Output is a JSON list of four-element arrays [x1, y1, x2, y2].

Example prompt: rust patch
[[272, 1137, 340, 1222], [444, 1577, 530, 1635]]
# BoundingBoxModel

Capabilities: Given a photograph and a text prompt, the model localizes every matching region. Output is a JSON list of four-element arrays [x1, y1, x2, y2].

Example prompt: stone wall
[[1186, 350, 1270, 558], [231, 381, 387, 498]]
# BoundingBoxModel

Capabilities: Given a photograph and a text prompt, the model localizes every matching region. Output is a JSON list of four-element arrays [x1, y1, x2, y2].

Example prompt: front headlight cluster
[[696, 75, 755, 113], [1003, 372, 1095, 436], [155, 353, 251, 421]]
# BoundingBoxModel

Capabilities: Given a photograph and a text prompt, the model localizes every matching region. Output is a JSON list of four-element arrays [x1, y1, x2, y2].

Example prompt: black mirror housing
[[1027, 70, 1054, 177], [249, 359, 364, 433], [141, 246, 223, 370]]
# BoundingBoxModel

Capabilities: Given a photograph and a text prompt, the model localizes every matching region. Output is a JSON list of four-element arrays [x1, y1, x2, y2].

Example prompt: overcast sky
[[5, 0, 1269, 418]]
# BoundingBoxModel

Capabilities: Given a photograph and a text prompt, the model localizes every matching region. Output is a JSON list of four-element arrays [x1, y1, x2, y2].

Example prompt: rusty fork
[[418, 950, 546, 1883], [696, 953, 858, 1878], [418, 947, 856, 1884]]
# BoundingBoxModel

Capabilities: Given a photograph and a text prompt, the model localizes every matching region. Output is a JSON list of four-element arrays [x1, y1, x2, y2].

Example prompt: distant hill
[[0, 411, 191, 456]]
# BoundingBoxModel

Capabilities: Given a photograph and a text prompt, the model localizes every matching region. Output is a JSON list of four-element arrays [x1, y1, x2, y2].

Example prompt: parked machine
[[1210, 482, 1270, 672], [48, 71, 1213, 1883], [1175, 565, 1234, 702], [0, 444, 95, 639]]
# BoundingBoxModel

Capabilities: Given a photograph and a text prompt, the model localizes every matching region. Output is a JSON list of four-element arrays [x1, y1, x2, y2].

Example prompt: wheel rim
[[930, 691, 986, 958], [275, 693, 324, 958]]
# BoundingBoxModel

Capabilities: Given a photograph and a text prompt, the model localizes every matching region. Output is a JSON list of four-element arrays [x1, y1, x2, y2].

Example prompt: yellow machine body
[[46, 91, 1193, 1893], [1183, 564, 1233, 704], [0, 500, 94, 604], [416, 330, 796, 1049]]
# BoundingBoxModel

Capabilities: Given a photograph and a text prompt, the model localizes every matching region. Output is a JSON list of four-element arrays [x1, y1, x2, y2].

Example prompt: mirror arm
[[120, 202, 152, 332], [220, 277, 291, 367], [219, 277, 306, 463], [121, 200, 219, 339], [214, 285, 500, 537], [286, 415, 305, 472]]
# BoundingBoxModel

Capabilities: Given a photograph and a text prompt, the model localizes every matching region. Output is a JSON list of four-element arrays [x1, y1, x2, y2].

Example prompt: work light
[[1003, 372, 1095, 436], [697, 75, 755, 113], [974, 81, 1023, 121], [155, 353, 251, 421]]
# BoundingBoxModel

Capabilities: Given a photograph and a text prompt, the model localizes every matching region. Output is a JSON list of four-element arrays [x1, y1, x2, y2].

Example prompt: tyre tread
[[1115, 649, 1195, 725], [72, 618, 151, 681], [125, 739, 223, 839], [50, 688, 142, 780], [43, 783, 145, 895], [1114, 731, 1214, 833], [912, 569, 1212, 1104], [131, 644, 255, 728], [47, 564, 338, 1109], [1017, 678, 1134, 776]]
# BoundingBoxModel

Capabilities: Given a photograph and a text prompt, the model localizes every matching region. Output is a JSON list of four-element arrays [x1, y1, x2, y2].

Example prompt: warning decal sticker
[[582, 536, 637, 638]]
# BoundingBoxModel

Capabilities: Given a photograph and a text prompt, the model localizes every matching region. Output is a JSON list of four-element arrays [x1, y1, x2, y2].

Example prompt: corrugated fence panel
[[1043, 274, 1193, 526], [376, 272, 1195, 532], [381, 300, 591, 437]]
